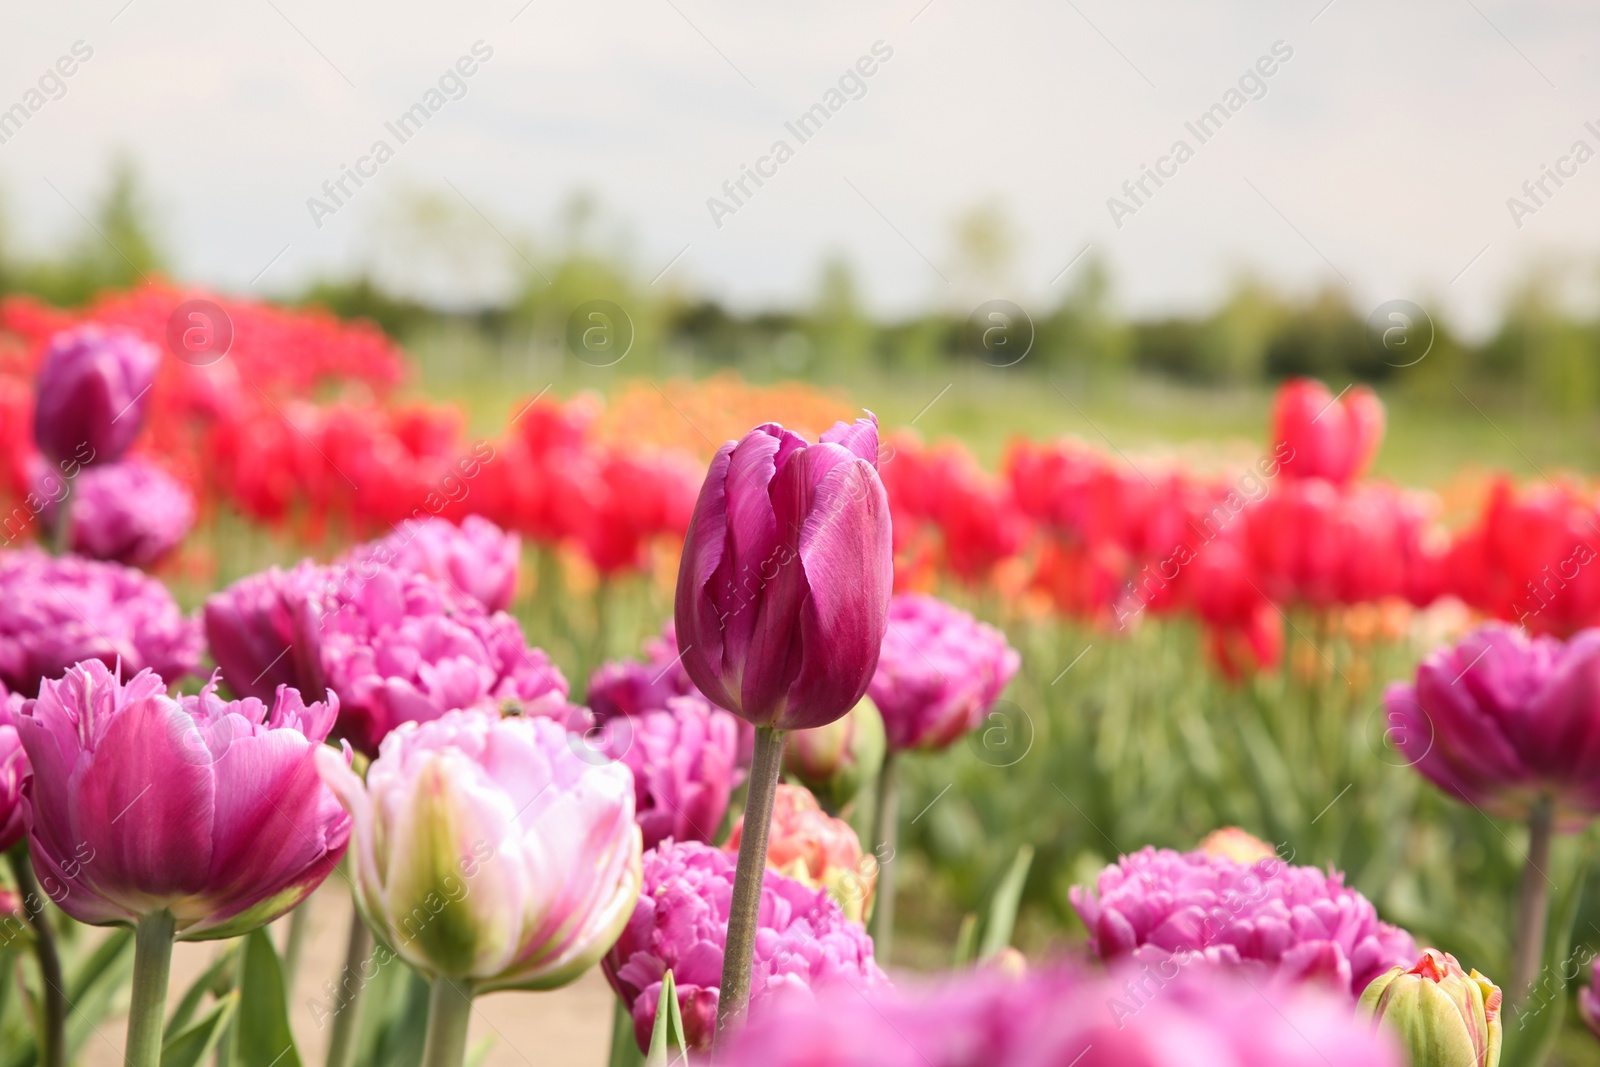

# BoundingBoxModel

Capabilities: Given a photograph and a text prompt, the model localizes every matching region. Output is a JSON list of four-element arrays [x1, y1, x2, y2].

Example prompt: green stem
[[420, 977, 475, 1067], [324, 906, 373, 1067], [7, 849, 65, 1067], [126, 910, 176, 1067], [281, 902, 312, 993], [868, 751, 899, 965], [715, 726, 786, 1041], [49, 489, 72, 556], [1511, 796, 1555, 1005]]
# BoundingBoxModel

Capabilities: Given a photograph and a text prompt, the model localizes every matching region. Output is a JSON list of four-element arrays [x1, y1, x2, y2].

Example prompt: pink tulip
[[317, 709, 641, 991], [1384, 622, 1600, 827], [587, 621, 697, 720], [33, 456, 196, 567], [674, 415, 892, 730], [716, 964, 1402, 1067], [203, 560, 333, 703], [1271, 378, 1385, 486], [342, 514, 520, 612], [602, 839, 885, 1053], [0, 683, 26, 853], [1071, 844, 1416, 999], [16, 661, 350, 939], [601, 694, 740, 851], [32, 325, 159, 468], [0, 548, 202, 698], [870, 593, 1020, 753], [726, 783, 876, 923], [317, 567, 570, 755]]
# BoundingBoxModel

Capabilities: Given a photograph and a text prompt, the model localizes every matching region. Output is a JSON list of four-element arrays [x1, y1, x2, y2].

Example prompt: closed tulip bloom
[[870, 593, 1020, 753], [784, 697, 885, 812], [675, 415, 893, 730], [1359, 949, 1501, 1067], [1271, 377, 1385, 486], [317, 710, 642, 992], [0, 684, 25, 853], [318, 568, 570, 756], [1383, 623, 1600, 827], [16, 660, 350, 938], [34, 456, 196, 567], [1071, 845, 1416, 998], [727, 784, 876, 923], [203, 560, 333, 704], [716, 965, 1402, 1067], [343, 515, 520, 612], [602, 840, 885, 1053], [602, 694, 740, 851], [32, 325, 160, 467], [0, 548, 202, 698]]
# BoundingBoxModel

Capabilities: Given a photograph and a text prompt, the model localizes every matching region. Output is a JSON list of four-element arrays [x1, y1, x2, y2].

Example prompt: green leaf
[[464, 1036, 496, 1067], [645, 970, 689, 1067], [160, 991, 237, 1067], [978, 845, 1034, 961], [61, 929, 135, 1067], [951, 913, 978, 967], [163, 945, 238, 1040], [606, 996, 645, 1067], [232, 928, 302, 1067], [354, 964, 429, 1067]]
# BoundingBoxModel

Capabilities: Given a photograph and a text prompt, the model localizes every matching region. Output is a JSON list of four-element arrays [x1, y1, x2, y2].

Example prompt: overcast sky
[[4, 0, 1599, 333]]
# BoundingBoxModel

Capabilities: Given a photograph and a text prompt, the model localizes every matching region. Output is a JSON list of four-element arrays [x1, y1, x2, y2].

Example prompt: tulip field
[[4, 284, 1600, 1067]]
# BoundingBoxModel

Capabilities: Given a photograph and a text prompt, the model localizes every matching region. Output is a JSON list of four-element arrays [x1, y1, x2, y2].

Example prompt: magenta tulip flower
[[602, 840, 885, 1054], [16, 660, 350, 936], [1579, 958, 1600, 1041], [0, 548, 202, 698], [343, 514, 520, 612], [587, 622, 698, 720], [716, 965, 1402, 1067], [32, 325, 160, 468], [318, 710, 642, 1067], [0, 684, 25, 853], [34, 456, 196, 567], [1071, 845, 1416, 999], [317, 567, 570, 756], [1383, 622, 1600, 827], [675, 415, 892, 731], [870, 593, 1020, 753], [600, 695, 740, 851], [1384, 622, 1600, 997], [203, 560, 334, 704]]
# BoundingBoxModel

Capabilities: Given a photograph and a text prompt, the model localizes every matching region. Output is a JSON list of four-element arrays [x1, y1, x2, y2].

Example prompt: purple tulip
[[0, 683, 26, 853], [716, 964, 1403, 1067], [588, 621, 697, 720], [203, 560, 334, 704], [342, 514, 520, 612], [602, 840, 886, 1053], [1384, 622, 1600, 827], [16, 660, 350, 938], [1070, 845, 1416, 999], [600, 694, 740, 851], [318, 567, 570, 756], [674, 416, 893, 730], [32, 325, 160, 468], [870, 593, 1020, 753], [33, 456, 196, 567], [0, 547, 202, 698]]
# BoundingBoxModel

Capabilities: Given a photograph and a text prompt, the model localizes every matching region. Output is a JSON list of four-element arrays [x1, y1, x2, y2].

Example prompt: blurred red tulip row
[[2, 287, 1596, 678]]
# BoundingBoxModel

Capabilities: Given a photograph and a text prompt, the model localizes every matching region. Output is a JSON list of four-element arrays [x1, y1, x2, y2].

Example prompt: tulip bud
[[784, 697, 885, 813], [674, 416, 892, 730], [1359, 949, 1502, 1067], [318, 710, 642, 992], [33, 325, 159, 468]]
